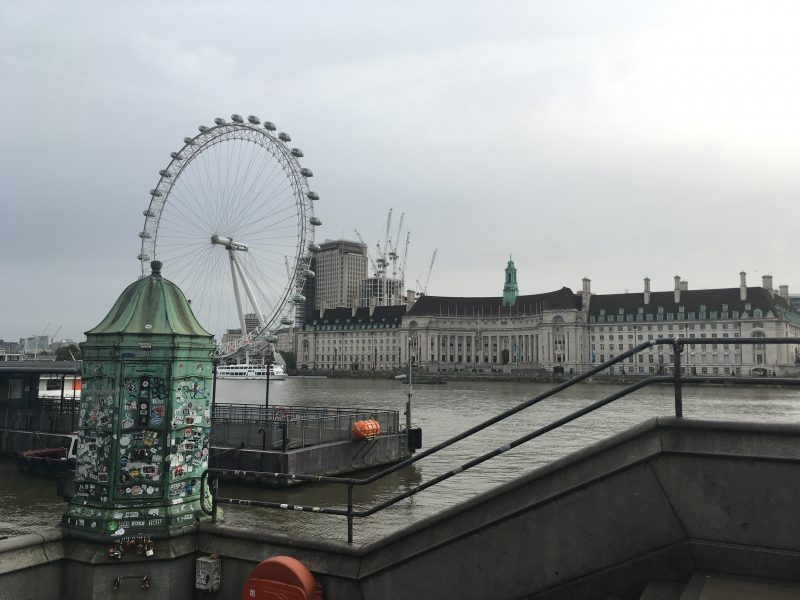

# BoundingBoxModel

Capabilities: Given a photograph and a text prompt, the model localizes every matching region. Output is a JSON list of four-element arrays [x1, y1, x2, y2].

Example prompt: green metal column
[[63, 261, 216, 540]]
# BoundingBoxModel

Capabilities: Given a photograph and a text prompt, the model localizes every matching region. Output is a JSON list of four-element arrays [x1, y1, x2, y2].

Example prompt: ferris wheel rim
[[138, 117, 319, 356]]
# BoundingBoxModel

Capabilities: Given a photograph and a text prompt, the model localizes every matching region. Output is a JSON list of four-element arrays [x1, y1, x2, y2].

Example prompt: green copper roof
[[86, 261, 212, 337]]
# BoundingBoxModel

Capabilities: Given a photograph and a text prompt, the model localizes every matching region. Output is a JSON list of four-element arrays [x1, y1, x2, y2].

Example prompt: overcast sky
[[2, 1, 799, 343]]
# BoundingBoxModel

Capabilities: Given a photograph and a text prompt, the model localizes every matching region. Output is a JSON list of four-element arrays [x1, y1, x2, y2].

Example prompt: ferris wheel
[[138, 114, 322, 356]]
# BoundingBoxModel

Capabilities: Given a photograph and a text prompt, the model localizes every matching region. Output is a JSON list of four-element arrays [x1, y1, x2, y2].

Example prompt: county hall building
[[291, 260, 800, 377]]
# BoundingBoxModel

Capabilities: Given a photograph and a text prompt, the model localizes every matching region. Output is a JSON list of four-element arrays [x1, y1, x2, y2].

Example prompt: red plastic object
[[352, 419, 381, 440], [241, 556, 322, 600]]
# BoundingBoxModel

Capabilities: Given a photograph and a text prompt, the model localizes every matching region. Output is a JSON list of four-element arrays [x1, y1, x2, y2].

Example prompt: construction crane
[[354, 229, 380, 275], [416, 249, 437, 296], [399, 231, 411, 286], [388, 212, 405, 279], [375, 209, 393, 278]]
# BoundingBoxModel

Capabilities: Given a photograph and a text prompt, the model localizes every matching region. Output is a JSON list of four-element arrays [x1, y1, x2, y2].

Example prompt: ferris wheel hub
[[211, 235, 248, 252]]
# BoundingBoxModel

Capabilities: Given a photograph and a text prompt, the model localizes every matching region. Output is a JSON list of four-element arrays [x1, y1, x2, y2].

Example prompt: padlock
[[141, 576, 151, 590], [108, 547, 122, 559]]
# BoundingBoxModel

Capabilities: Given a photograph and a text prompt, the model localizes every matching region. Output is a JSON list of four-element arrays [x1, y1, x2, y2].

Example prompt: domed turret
[[86, 261, 211, 338]]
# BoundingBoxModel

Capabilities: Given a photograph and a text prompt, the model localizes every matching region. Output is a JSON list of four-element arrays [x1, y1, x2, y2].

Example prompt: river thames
[[3, 378, 800, 544]]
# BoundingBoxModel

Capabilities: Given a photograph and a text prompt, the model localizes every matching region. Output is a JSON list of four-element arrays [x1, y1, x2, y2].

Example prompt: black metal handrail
[[201, 337, 800, 543]]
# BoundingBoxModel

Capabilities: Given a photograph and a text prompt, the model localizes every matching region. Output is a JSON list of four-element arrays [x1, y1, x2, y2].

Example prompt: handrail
[[201, 337, 800, 543]]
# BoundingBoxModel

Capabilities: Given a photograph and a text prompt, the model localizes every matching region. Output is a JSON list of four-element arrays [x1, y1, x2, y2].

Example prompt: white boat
[[39, 375, 82, 399], [216, 363, 288, 380]]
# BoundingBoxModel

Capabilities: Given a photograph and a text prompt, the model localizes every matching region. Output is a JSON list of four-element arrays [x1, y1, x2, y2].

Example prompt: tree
[[278, 350, 297, 370], [55, 344, 82, 361]]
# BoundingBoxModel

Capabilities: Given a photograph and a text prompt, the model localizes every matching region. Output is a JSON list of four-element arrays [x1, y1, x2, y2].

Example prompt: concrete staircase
[[619, 573, 800, 600]]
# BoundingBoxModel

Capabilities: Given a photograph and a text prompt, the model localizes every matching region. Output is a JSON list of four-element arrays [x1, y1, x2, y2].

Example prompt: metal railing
[[200, 337, 800, 543], [211, 404, 399, 451]]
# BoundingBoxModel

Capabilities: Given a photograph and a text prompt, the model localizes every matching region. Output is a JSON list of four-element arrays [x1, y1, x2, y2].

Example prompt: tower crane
[[354, 229, 380, 275], [388, 212, 405, 279], [375, 209, 392, 277], [399, 231, 411, 286], [416, 249, 437, 296]]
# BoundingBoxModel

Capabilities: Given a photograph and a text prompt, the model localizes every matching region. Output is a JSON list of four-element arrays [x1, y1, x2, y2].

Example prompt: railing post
[[347, 480, 354, 544], [673, 340, 683, 417]]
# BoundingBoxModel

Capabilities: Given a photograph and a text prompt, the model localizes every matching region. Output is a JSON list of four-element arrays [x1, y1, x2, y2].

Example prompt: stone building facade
[[293, 262, 800, 376]]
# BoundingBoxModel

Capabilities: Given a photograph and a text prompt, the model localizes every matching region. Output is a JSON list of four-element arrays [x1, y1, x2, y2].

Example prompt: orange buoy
[[242, 555, 322, 600], [352, 419, 381, 440]]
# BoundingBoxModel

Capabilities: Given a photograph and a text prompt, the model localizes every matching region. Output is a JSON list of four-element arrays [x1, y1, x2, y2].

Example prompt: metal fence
[[210, 404, 400, 451]]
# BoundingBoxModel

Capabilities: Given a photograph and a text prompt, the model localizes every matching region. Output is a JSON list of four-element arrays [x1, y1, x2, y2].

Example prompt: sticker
[[120, 435, 131, 447]]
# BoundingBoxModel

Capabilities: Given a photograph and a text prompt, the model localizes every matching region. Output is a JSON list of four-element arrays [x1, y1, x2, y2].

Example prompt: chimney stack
[[762, 275, 774, 296], [780, 284, 789, 298], [740, 271, 747, 301], [581, 277, 591, 309], [406, 289, 417, 312], [674, 275, 681, 304], [644, 277, 651, 305], [680, 280, 688, 291]]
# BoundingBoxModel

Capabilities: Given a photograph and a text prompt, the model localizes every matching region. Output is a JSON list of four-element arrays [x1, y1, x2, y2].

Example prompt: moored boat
[[216, 363, 288, 380], [17, 433, 78, 476]]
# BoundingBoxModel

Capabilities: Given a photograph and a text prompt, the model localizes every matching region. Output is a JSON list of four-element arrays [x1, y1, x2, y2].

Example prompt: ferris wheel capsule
[[143, 209, 156, 217], [198, 125, 208, 132], [280, 316, 294, 325], [265, 334, 279, 344], [278, 132, 291, 142], [138, 231, 151, 239], [309, 216, 322, 226], [300, 168, 313, 177], [150, 189, 162, 197], [170, 152, 184, 160], [263, 121, 276, 131], [183, 137, 195, 145], [137, 253, 150, 261], [304, 269, 315, 278], [306, 191, 319, 201], [159, 170, 173, 178], [214, 117, 226, 125], [247, 115, 260, 124], [292, 293, 306, 303], [291, 148, 303, 157], [230, 114, 244, 123], [308, 243, 321, 252]]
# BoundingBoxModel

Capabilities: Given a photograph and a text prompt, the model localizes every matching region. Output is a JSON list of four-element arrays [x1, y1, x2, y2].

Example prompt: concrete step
[[679, 573, 800, 600], [638, 580, 685, 600]]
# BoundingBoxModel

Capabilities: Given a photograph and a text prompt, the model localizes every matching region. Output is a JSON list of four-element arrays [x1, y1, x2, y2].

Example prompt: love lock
[[145, 540, 155, 557], [108, 547, 122, 560], [141, 576, 151, 590]]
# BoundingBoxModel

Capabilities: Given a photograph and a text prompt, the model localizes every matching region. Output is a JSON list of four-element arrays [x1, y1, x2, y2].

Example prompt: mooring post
[[673, 340, 683, 417], [406, 336, 413, 451], [347, 480, 354, 544]]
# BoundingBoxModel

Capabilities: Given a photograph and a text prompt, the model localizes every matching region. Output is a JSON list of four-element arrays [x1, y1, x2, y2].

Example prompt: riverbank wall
[[3, 417, 800, 599]]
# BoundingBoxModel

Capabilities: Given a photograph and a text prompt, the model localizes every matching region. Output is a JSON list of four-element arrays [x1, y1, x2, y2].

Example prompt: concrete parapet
[[5, 418, 800, 599]]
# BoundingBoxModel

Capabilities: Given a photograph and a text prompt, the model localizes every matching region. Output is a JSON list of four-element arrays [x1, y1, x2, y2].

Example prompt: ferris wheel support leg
[[229, 250, 248, 335], [230, 250, 266, 326]]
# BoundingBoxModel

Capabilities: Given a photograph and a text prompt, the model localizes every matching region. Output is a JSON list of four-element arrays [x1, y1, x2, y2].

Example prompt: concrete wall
[[4, 418, 800, 599]]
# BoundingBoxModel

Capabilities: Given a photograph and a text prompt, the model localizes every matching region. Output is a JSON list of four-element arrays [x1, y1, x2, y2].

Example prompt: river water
[[2, 378, 800, 544]]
